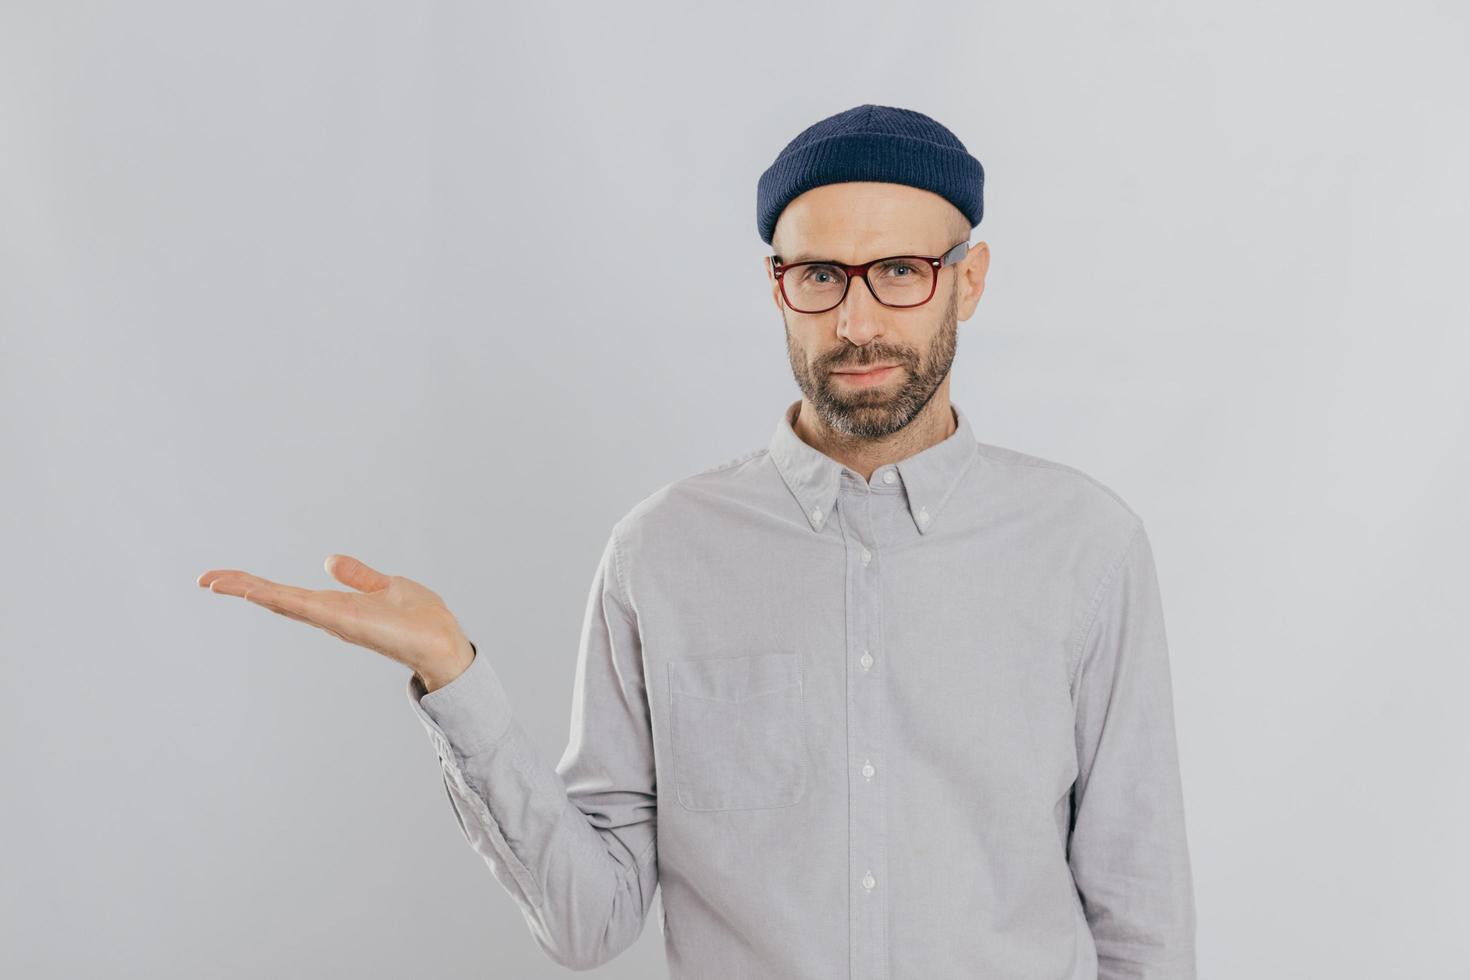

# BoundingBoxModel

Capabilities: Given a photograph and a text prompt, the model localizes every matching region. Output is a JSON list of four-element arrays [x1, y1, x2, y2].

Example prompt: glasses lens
[[784, 263, 846, 312], [868, 258, 935, 306], [783, 258, 935, 312]]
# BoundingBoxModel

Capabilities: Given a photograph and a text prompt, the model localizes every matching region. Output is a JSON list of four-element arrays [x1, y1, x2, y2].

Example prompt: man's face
[[766, 182, 985, 440]]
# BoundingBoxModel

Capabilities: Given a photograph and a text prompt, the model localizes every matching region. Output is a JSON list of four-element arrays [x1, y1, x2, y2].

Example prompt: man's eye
[[800, 266, 841, 284]]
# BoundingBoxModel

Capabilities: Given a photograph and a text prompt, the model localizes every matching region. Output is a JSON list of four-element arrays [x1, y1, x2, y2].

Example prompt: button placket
[[834, 484, 890, 978]]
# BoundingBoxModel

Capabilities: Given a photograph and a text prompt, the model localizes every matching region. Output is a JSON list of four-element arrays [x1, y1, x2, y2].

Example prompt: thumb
[[325, 554, 391, 593]]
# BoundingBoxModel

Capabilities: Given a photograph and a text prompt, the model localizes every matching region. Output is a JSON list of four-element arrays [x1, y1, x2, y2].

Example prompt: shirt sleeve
[[404, 524, 658, 972], [1068, 519, 1198, 979]]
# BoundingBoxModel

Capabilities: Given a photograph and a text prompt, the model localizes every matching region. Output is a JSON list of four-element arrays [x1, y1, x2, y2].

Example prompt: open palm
[[197, 554, 471, 679]]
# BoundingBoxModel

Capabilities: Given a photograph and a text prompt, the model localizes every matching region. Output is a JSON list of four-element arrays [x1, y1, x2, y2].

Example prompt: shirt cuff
[[404, 643, 515, 757]]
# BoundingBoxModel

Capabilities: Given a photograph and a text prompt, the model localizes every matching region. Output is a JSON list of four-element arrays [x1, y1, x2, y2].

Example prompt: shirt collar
[[768, 398, 979, 535]]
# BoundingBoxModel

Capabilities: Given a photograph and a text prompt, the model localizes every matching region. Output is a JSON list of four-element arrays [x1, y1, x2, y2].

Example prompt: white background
[[3, 2, 1466, 976]]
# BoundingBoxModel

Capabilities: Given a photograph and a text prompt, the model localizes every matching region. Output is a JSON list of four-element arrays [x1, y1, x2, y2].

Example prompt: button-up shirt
[[406, 398, 1197, 978]]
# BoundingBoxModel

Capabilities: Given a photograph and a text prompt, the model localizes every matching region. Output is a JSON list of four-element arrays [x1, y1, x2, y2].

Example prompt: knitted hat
[[756, 103, 985, 245]]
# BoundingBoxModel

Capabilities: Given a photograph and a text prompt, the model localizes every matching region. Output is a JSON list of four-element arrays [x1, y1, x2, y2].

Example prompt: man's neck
[[792, 394, 957, 483]]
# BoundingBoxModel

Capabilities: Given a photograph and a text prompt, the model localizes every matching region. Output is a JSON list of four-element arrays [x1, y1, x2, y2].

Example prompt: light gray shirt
[[406, 398, 1197, 978]]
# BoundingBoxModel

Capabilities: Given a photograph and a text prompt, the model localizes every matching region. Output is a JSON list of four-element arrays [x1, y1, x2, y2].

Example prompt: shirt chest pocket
[[667, 652, 809, 812]]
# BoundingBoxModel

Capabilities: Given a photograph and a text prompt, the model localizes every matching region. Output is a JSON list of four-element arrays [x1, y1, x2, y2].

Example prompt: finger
[[244, 586, 357, 639], [246, 591, 311, 625], [247, 591, 350, 641], [324, 554, 391, 594], [204, 571, 271, 597], [204, 571, 312, 601], [198, 568, 251, 589]]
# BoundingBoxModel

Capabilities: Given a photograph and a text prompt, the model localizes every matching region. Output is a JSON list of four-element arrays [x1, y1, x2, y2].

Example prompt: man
[[200, 103, 1197, 978]]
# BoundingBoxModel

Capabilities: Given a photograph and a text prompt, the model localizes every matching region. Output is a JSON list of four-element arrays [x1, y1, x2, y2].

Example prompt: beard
[[783, 278, 959, 440]]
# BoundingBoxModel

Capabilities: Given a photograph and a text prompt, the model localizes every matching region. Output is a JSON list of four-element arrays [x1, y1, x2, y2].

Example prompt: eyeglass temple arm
[[940, 240, 970, 266]]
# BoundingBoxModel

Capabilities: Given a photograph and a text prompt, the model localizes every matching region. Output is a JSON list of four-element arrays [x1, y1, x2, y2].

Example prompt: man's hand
[[196, 555, 475, 692]]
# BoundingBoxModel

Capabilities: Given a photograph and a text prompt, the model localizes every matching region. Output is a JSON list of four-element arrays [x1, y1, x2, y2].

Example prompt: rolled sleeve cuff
[[404, 644, 515, 758]]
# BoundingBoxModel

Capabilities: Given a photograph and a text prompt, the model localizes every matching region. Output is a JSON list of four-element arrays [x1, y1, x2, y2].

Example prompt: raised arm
[[406, 525, 658, 971], [198, 524, 658, 972]]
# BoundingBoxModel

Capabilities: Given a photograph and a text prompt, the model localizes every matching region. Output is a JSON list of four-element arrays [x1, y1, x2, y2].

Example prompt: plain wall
[[3, 1, 1467, 976]]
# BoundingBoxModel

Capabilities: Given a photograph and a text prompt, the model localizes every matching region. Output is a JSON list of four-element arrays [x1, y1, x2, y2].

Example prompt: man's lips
[[831, 364, 901, 385]]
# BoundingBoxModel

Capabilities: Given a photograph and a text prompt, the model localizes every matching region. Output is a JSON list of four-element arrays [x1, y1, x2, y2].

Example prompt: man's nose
[[835, 275, 885, 344]]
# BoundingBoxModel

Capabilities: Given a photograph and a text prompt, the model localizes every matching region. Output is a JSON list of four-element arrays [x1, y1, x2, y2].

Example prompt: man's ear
[[955, 241, 990, 322]]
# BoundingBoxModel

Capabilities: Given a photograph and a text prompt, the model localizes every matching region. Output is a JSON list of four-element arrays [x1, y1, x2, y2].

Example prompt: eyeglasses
[[769, 240, 969, 314]]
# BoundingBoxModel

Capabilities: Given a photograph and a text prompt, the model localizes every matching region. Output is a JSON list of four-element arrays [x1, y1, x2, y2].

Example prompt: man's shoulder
[[611, 444, 774, 537], [970, 439, 1144, 537]]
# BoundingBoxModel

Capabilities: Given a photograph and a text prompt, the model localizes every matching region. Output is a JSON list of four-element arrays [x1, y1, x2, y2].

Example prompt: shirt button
[[859, 651, 874, 670], [861, 761, 875, 779], [882, 469, 896, 484], [861, 547, 872, 564], [861, 871, 876, 891], [811, 507, 823, 522], [916, 507, 930, 526]]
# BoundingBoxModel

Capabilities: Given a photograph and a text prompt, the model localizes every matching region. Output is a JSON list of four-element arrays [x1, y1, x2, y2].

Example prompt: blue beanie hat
[[756, 103, 985, 245]]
